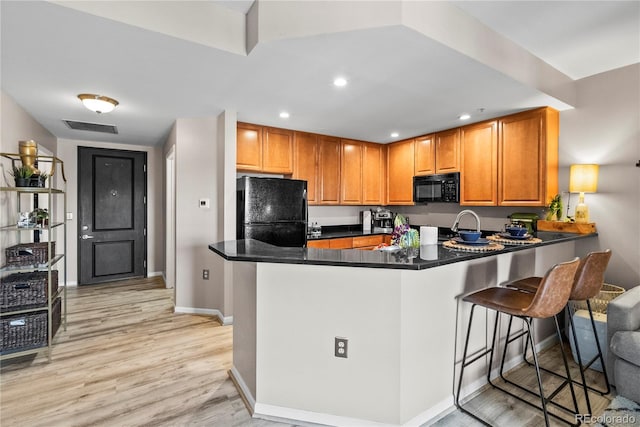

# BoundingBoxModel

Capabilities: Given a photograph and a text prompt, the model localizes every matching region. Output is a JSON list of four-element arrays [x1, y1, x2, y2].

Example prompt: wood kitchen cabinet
[[307, 235, 386, 250], [307, 239, 330, 249], [318, 135, 341, 205], [237, 123, 293, 174], [498, 107, 559, 206], [340, 139, 363, 205], [435, 128, 460, 173], [362, 142, 385, 205], [387, 139, 415, 205], [352, 235, 384, 250], [460, 120, 498, 205], [293, 131, 318, 204], [414, 134, 435, 176], [237, 122, 262, 171], [263, 127, 293, 174]]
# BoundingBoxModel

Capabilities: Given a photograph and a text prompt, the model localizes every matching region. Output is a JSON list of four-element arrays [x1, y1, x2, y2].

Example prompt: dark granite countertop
[[209, 232, 597, 271]]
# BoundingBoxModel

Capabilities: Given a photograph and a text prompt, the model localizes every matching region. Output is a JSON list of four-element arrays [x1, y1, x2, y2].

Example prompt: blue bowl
[[506, 226, 527, 237], [458, 230, 481, 242]]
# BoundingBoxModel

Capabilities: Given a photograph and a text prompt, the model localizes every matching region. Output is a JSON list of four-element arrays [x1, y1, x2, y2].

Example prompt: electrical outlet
[[335, 337, 348, 358], [202, 269, 209, 280]]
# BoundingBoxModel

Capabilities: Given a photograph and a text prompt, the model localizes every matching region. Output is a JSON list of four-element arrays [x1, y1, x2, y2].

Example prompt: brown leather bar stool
[[506, 250, 612, 415], [455, 257, 580, 427]]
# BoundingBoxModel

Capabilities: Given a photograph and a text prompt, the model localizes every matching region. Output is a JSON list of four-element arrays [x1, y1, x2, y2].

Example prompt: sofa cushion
[[610, 331, 640, 366]]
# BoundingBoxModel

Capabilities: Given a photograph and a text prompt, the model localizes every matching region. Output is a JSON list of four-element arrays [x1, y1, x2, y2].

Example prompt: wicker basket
[[571, 283, 625, 314], [0, 297, 61, 355], [0, 271, 59, 309], [5, 242, 55, 267]]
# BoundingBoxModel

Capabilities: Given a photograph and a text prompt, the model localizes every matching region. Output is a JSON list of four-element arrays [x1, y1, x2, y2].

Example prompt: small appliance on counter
[[372, 208, 394, 233], [509, 212, 539, 234]]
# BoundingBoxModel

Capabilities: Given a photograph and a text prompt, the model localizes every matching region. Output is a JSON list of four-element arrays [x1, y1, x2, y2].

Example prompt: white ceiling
[[1, 1, 638, 147]]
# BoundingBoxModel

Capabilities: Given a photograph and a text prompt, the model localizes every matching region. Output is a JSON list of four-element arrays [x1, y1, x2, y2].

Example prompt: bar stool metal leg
[[515, 300, 610, 414], [455, 303, 493, 426], [492, 315, 580, 425]]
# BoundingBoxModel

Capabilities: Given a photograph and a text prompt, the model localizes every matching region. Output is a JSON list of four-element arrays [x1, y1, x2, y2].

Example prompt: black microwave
[[413, 172, 460, 203]]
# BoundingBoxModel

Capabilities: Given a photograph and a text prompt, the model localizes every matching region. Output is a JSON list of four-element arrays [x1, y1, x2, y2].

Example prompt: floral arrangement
[[391, 214, 420, 248]]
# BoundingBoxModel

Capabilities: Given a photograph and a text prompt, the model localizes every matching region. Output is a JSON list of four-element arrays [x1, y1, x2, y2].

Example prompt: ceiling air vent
[[63, 120, 118, 134]]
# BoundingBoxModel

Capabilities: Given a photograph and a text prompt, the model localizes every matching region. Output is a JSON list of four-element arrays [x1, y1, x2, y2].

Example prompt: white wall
[[560, 64, 640, 289], [171, 117, 222, 312], [56, 139, 164, 284]]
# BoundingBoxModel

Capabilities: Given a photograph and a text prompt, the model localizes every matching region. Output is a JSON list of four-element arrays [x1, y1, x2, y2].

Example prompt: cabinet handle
[[80, 235, 94, 240]]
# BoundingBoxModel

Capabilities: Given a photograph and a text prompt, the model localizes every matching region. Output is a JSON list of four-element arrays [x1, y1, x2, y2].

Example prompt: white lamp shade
[[569, 164, 599, 193], [78, 94, 118, 114]]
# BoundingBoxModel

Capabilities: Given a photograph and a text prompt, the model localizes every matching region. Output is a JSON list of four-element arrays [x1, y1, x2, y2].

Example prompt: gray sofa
[[607, 285, 640, 403]]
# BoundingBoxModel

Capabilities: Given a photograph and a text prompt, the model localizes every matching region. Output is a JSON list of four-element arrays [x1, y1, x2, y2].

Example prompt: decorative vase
[[18, 139, 40, 175]]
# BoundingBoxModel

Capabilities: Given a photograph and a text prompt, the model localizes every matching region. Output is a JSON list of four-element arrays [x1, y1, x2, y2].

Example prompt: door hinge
[[143, 260, 147, 268], [143, 196, 147, 204], [143, 164, 147, 173], [144, 228, 147, 236]]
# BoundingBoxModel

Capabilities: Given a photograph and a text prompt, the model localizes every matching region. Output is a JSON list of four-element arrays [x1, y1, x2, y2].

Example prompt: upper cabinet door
[[293, 131, 318, 205], [387, 139, 415, 205], [362, 142, 385, 205], [460, 120, 498, 206], [435, 128, 460, 173], [414, 134, 435, 176], [498, 107, 558, 206], [237, 122, 262, 171], [263, 127, 293, 174], [318, 135, 341, 205], [340, 139, 363, 205]]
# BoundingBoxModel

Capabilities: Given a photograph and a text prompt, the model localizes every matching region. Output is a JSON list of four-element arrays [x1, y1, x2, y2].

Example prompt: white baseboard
[[173, 306, 233, 325], [254, 402, 395, 427], [404, 396, 454, 426], [148, 271, 163, 277], [230, 367, 256, 412], [65, 281, 78, 287]]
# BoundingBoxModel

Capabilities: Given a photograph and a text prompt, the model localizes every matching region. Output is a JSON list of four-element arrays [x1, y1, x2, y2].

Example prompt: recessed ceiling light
[[390, 132, 399, 138], [459, 114, 471, 120], [279, 111, 290, 119], [333, 77, 348, 87]]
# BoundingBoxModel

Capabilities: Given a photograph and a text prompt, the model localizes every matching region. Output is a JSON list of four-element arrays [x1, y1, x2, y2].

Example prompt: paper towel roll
[[420, 226, 438, 245], [420, 244, 439, 260]]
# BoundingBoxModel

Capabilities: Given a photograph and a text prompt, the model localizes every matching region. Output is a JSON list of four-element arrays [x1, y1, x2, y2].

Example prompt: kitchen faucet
[[451, 209, 481, 233]]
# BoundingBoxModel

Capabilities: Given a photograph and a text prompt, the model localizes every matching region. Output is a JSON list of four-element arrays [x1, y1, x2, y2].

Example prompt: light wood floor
[[1, 277, 612, 426]]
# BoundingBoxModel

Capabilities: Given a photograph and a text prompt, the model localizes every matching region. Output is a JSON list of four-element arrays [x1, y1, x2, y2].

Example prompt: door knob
[[81, 235, 94, 240]]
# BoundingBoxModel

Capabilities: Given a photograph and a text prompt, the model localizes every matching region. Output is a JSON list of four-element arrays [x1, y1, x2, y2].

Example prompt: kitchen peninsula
[[209, 232, 595, 426]]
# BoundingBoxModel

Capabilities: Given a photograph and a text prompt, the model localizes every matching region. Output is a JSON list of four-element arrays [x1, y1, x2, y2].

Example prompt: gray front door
[[78, 147, 147, 285]]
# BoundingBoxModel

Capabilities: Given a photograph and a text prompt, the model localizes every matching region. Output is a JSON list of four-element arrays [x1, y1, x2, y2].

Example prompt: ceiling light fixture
[[279, 111, 290, 119], [333, 77, 348, 87], [459, 114, 471, 120], [78, 93, 119, 114], [390, 132, 399, 138]]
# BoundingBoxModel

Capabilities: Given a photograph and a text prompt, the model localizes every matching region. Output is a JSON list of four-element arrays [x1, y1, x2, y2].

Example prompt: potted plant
[[546, 194, 563, 221], [36, 172, 49, 188], [11, 166, 34, 187], [30, 208, 49, 227]]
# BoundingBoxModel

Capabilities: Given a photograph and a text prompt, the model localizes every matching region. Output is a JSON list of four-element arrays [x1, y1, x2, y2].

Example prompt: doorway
[[77, 147, 147, 285], [165, 146, 176, 293]]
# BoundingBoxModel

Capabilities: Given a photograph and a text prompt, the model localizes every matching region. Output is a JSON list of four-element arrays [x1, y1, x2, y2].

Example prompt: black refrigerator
[[237, 176, 308, 247]]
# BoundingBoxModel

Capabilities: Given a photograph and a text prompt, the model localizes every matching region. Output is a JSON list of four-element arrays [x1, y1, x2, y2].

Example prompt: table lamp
[[569, 164, 599, 223]]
